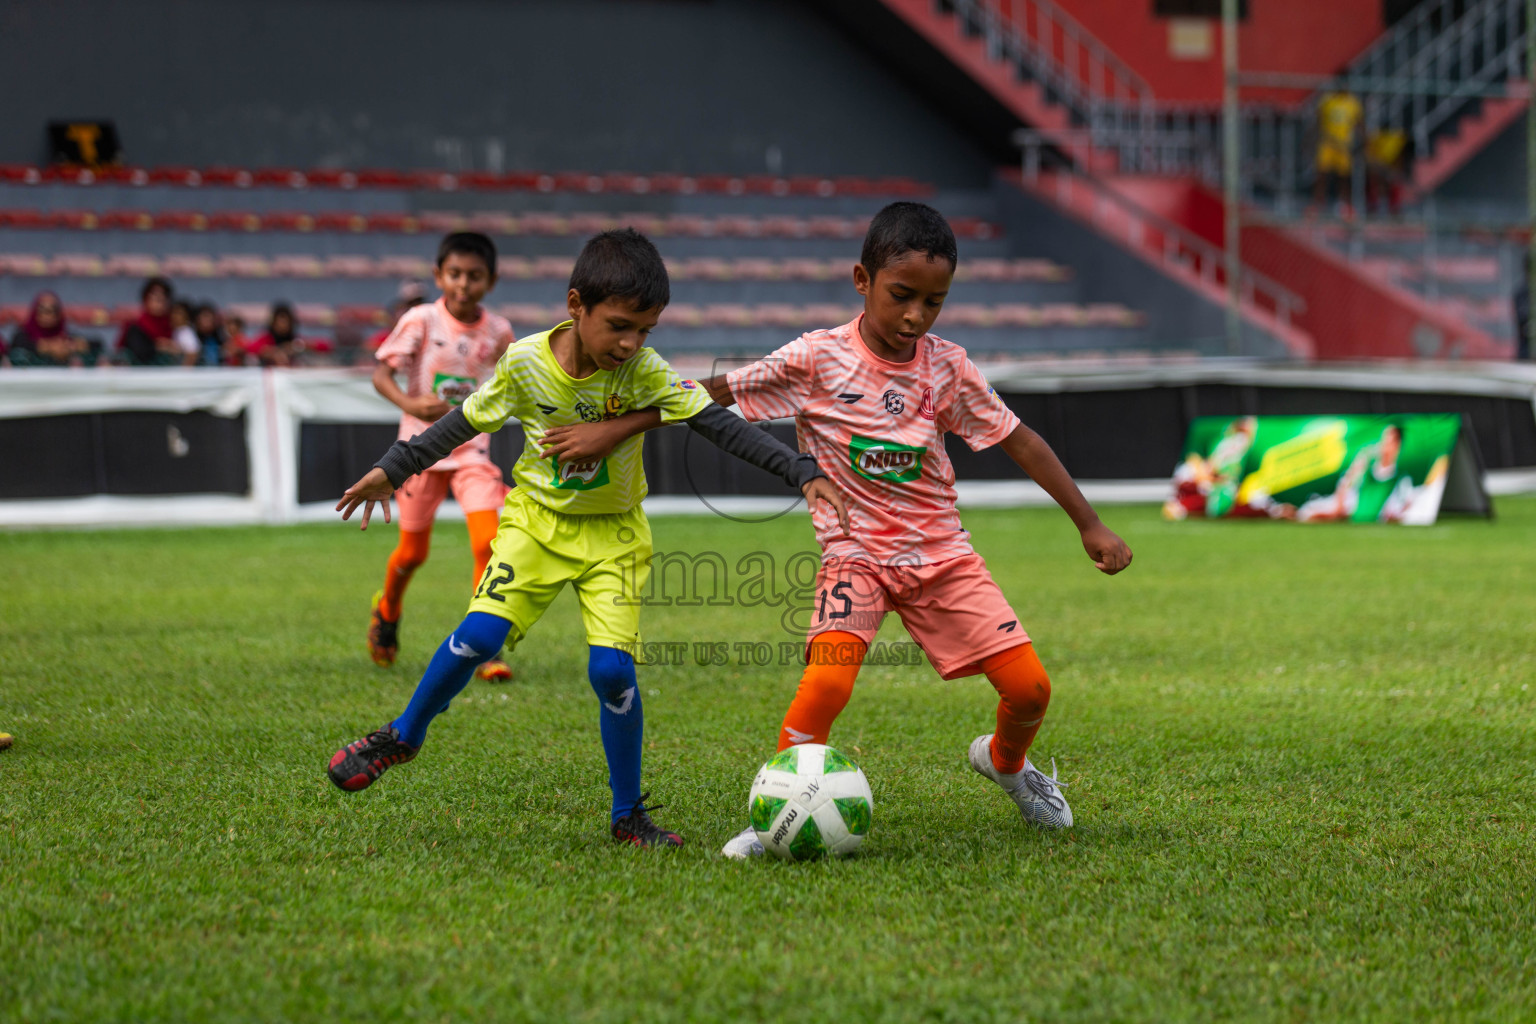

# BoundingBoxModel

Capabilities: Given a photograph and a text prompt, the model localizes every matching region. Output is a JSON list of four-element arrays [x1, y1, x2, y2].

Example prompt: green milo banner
[[1165, 414, 1478, 525]]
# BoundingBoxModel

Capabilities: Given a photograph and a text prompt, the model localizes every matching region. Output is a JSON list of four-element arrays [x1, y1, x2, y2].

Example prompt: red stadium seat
[[0, 253, 48, 275], [271, 255, 324, 277]]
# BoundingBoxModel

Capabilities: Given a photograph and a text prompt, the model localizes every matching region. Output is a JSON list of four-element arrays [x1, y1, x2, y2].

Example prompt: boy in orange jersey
[[561, 203, 1133, 854], [369, 232, 515, 681]]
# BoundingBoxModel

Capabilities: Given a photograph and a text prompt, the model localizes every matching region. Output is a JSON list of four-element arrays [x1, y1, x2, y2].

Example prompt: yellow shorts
[[1317, 142, 1352, 176], [467, 489, 651, 652]]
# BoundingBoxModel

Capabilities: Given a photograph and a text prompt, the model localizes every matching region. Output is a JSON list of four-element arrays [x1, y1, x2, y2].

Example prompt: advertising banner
[[1165, 414, 1490, 525]]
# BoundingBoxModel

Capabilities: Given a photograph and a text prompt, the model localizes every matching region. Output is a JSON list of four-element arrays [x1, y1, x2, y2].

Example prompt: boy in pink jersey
[[564, 203, 1133, 854], [369, 232, 516, 681]]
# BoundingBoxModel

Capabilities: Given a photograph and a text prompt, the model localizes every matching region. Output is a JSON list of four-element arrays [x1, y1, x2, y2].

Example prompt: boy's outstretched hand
[[337, 467, 396, 530], [538, 419, 634, 465], [1081, 520, 1132, 575], [803, 477, 851, 537]]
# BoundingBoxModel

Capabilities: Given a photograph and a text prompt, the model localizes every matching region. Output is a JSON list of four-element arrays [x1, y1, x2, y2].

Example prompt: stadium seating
[[0, 164, 1156, 359], [1302, 223, 1522, 344]]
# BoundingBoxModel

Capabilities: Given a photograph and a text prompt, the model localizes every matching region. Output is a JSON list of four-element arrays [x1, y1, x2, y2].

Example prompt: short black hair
[[141, 276, 173, 301], [569, 228, 670, 312], [860, 202, 958, 276], [437, 231, 498, 276]]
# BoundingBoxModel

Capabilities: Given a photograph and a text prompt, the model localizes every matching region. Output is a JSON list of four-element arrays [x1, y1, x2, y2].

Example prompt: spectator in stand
[[8, 291, 95, 366], [169, 300, 200, 366], [1365, 127, 1409, 215], [249, 303, 301, 366], [192, 303, 226, 366], [1313, 86, 1362, 215], [224, 313, 252, 365], [117, 277, 178, 365]]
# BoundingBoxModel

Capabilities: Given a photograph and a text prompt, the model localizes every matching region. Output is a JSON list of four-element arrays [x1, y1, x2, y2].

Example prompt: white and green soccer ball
[[748, 743, 873, 860]]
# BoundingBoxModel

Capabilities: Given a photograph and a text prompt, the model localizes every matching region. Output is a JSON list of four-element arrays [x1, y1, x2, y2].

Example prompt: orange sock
[[776, 631, 866, 751], [466, 510, 500, 593], [981, 643, 1051, 774], [379, 529, 431, 621]]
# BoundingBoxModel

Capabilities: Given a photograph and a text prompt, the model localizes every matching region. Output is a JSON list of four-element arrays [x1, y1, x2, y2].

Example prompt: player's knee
[[393, 532, 431, 572], [453, 612, 510, 662], [587, 645, 638, 709], [984, 644, 1051, 717]]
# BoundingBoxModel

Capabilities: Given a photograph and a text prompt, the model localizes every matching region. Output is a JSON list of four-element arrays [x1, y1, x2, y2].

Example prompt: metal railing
[[1013, 150, 1306, 328], [941, 0, 1155, 162]]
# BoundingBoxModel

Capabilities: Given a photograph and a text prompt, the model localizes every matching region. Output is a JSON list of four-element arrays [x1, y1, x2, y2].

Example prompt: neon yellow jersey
[[461, 322, 711, 514]]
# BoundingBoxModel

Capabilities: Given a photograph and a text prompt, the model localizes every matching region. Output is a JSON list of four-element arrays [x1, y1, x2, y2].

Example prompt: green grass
[[2, 500, 1534, 1022]]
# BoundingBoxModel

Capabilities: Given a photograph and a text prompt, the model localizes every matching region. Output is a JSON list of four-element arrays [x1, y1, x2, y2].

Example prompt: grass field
[[2, 499, 1534, 1022]]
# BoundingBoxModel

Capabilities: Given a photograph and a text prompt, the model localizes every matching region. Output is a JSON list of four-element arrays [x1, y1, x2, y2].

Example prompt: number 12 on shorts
[[477, 562, 515, 602]]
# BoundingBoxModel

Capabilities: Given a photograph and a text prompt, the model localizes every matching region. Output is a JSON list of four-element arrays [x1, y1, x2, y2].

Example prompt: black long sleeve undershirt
[[374, 405, 825, 493]]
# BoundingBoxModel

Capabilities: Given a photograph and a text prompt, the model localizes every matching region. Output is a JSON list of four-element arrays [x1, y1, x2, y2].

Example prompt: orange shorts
[[806, 552, 1029, 679], [394, 463, 508, 533]]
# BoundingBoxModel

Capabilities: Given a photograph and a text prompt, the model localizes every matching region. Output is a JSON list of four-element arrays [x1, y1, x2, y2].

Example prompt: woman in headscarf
[[10, 291, 93, 366], [116, 277, 177, 365]]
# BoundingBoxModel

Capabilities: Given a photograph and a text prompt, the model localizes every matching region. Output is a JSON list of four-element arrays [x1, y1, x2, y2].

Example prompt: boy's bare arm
[[539, 408, 663, 463], [372, 361, 450, 422], [538, 374, 734, 462], [700, 375, 734, 407], [997, 424, 1133, 575]]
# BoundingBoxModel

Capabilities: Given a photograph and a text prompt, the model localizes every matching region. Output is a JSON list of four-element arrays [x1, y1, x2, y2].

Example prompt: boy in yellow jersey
[[326, 229, 849, 847]]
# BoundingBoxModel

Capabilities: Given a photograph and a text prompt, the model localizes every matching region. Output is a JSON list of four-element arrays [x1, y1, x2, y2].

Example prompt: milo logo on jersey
[[551, 455, 611, 490], [849, 435, 926, 483], [432, 372, 477, 406]]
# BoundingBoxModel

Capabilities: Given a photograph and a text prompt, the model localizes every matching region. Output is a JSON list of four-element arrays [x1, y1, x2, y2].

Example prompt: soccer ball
[[748, 743, 873, 860]]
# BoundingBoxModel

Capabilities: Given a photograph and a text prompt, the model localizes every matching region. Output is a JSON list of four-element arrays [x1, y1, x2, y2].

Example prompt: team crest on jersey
[[604, 393, 625, 419], [918, 387, 935, 421], [551, 455, 611, 490], [882, 389, 905, 415], [849, 435, 926, 483], [432, 372, 477, 406]]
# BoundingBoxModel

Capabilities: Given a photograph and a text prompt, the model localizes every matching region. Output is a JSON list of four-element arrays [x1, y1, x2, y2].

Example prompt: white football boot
[[968, 733, 1073, 830], [720, 824, 764, 859]]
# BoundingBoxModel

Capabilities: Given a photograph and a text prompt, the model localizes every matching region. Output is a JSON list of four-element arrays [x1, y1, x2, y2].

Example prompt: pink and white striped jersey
[[375, 298, 514, 471], [726, 316, 1020, 566]]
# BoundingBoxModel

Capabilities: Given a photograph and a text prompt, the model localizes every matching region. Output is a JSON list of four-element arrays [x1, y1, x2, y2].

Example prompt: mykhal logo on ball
[[848, 434, 926, 483], [748, 743, 873, 860]]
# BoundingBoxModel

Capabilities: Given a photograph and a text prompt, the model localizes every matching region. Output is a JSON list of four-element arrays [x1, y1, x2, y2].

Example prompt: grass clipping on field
[[1, 501, 1533, 1022]]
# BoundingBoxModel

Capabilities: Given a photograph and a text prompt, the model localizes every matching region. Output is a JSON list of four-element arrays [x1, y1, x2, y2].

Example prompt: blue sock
[[588, 646, 643, 823], [391, 612, 511, 748]]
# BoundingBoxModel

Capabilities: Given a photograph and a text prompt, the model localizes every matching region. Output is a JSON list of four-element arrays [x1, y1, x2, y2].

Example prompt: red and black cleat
[[368, 591, 399, 668], [327, 724, 418, 792], [610, 792, 684, 848]]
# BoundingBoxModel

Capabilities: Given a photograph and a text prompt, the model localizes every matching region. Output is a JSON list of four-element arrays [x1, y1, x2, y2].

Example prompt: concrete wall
[[0, 0, 993, 185]]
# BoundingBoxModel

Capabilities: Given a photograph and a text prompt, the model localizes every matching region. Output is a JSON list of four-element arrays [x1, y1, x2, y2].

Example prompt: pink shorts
[[807, 552, 1030, 680], [394, 463, 509, 533]]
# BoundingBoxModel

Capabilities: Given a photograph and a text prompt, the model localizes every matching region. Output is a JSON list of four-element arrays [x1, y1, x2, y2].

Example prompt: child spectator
[[9, 291, 94, 366], [117, 277, 176, 365], [249, 303, 300, 366], [192, 303, 225, 366], [170, 300, 199, 366], [223, 314, 252, 365]]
